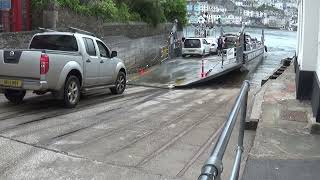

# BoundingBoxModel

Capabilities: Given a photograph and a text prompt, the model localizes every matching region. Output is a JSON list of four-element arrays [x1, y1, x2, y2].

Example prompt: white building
[[224, 14, 242, 25], [199, 1, 226, 14], [286, 2, 297, 9], [275, 2, 284, 10], [295, 0, 320, 123], [244, 9, 255, 17], [233, 0, 253, 7], [242, 19, 252, 26], [212, 14, 223, 23], [262, 16, 286, 28], [211, 5, 227, 13], [199, 2, 208, 13], [188, 15, 198, 24], [243, 9, 266, 18]]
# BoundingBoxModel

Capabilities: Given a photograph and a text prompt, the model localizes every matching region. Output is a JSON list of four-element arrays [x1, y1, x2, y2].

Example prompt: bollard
[[139, 68, 145, 75], [201, 59, 205, 78]]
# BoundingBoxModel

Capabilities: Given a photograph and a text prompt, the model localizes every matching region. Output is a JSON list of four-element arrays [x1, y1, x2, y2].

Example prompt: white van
[[182, 38, 211, 57]]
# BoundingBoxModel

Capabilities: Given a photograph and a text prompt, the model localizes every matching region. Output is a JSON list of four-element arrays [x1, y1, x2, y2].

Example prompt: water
[[248, 28, 296, 87], [183, 26, 297, 88]]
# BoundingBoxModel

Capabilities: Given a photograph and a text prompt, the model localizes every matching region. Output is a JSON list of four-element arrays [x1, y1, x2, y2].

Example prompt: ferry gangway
[[198, 80, 250, 180]]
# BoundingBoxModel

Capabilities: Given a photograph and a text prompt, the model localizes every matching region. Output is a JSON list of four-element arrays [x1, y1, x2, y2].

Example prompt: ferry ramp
[[128, 55, 243, 88]]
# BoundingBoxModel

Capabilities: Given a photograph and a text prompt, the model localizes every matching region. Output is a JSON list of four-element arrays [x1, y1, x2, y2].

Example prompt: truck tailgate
[[0, 50, 42, 79]]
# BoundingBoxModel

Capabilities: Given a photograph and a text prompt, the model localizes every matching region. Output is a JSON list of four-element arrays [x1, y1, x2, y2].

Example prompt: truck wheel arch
[[115, 62, 127, 79], [66, 69, 82, 87], [119, 68, 126, 75], [56, 62, 83, 91]]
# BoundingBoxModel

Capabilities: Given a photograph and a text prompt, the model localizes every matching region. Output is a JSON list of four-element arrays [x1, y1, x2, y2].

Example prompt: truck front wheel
[[4, 89, 26, 104], [63, 75, 80, 108]]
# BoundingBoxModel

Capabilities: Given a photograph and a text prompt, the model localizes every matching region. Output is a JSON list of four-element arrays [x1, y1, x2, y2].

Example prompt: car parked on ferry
[[182, 38, 211, 57], [205, 38, 218, 55], [209, 42, 218, 55]]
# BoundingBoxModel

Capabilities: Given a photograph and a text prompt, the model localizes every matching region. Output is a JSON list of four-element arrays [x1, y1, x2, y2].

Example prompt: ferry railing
[[198, 81, 250, 180]]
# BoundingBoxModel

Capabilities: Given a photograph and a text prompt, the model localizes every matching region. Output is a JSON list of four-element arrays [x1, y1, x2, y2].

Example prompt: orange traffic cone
[[201, 59, 205, 78]]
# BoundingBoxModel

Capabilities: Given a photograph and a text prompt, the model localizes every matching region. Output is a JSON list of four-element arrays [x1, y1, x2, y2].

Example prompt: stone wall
[[0, 31, 38, 49], [0, 31, 168, 74], [103, 35, 167, 73]]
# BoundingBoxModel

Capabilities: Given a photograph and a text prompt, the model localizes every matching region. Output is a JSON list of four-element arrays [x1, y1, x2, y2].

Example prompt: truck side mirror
[[111, 51, 117, 58]]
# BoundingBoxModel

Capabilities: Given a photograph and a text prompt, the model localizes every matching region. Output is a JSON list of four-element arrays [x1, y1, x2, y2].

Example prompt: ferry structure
[[129, 26, 266, 88]]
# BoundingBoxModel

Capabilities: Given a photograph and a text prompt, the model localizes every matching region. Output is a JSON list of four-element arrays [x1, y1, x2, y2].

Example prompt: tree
[[115, 0, 165, 26], [161, 0, 187, 27]]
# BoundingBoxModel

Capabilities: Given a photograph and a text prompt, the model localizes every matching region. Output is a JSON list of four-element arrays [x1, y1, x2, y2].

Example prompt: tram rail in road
[[0, 82, 255, 180]]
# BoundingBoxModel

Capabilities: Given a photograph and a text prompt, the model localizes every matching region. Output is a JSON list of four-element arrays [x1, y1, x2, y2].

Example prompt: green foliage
[[257, 4, 283, 13], [126, 0, 165, 26], [161, 0, 187, 27], [31, 0, 187, 26], [31, 0, 51, 9]]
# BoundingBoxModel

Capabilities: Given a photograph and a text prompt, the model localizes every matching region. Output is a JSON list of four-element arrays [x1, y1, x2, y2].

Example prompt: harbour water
[[183, 26, 297, 88]]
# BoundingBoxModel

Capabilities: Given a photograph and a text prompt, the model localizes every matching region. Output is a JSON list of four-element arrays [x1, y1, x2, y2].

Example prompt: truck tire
[[110, 71, 126, 95], [4, 89, 26, 104], [63, 75, 80, 108]]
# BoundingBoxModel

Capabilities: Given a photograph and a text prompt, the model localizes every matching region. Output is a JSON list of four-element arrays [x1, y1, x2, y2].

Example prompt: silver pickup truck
[[0, 31, 127, 108]]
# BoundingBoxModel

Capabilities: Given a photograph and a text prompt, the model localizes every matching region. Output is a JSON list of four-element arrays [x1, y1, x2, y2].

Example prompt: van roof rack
[[68, 27, 96, 37], [38, 27, 56, 32]]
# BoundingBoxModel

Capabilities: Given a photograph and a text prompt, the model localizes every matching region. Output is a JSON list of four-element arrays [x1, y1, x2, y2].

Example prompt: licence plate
[[0, 79, 22, 88], [188, 50, 195, 52]]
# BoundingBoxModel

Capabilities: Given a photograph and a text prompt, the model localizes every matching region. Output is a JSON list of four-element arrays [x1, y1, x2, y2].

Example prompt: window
[[30, 35, 78, 52], [83, 38, 97, 56], [96, 41, 110, 58], [184, 39, 201, 48], [203, 39, 208, 44]]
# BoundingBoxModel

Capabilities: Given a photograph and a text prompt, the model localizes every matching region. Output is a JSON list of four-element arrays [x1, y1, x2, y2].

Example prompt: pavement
[[242, 64, 320, 179], [0, 78, 255, 179]]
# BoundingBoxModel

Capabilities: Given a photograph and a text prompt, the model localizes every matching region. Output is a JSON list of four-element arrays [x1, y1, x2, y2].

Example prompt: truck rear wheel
[[4, 89, 26, 104], [110, 71, 126, 95], [63, 75, 80, 108]]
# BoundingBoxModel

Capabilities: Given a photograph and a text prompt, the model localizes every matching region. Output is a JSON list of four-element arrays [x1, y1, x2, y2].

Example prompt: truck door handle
[[86, 59, 91, 63], [100, 60, 104, 63]]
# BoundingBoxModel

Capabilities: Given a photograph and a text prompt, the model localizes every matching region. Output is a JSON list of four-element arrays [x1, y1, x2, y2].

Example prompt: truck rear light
[[40, 53, 49, 75]]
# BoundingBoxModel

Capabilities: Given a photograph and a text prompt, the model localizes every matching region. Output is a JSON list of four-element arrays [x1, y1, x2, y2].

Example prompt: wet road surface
[[0, 83, 255, 180]]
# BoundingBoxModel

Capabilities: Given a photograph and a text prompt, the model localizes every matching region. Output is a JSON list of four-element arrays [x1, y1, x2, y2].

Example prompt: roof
[[35, 32, 75, 36], [35, 31, 96, 38]]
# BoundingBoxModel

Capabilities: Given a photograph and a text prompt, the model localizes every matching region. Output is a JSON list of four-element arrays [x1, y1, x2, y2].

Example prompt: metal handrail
[[198, 81, 250, 180]]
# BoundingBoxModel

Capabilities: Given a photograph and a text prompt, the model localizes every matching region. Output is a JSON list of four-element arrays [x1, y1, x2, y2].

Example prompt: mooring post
[[221, 52, 224, 68]]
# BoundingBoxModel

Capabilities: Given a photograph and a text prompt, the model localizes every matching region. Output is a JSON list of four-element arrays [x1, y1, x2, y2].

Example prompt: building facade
[[296, 0, 320, 122], [224, 14, 242, 25]]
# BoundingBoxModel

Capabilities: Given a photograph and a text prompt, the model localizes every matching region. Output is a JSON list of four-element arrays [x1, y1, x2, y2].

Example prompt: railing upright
[[198, 81, 250, 180]]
